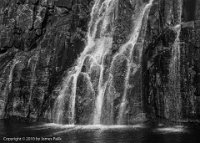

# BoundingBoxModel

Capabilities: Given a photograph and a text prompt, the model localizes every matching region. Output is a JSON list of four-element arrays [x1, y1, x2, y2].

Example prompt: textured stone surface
[[0, 0, 93, 121], [143, 0, 200, 121]]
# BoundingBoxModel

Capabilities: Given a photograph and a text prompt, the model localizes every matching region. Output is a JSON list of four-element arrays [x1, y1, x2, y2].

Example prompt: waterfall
[[53, 0, 117, 124], [53, 0, 154, 125]]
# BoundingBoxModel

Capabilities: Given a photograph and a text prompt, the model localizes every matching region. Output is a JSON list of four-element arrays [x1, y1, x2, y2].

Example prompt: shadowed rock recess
[[0, 0, 200, 124]]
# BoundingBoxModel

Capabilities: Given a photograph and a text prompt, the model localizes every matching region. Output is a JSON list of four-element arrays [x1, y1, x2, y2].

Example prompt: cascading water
[[117, 0, 154, 124], [167, 0, 183, 120], [53, 0, 154, 125], [1, 60, 19, 117], [53, 0, 118, 125], [26, 52, 40, 117]]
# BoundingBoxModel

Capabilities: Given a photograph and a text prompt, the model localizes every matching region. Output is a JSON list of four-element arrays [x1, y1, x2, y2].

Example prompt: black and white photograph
[[0, 0, 200, 142]]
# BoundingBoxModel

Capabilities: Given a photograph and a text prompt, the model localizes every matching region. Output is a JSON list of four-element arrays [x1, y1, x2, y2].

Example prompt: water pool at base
[[0, 120, 200, 143]]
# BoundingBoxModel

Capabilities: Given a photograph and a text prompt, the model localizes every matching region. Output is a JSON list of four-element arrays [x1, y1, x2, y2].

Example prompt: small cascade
[[167, 0, 183, 120], [26, 52, 40, 117], [53, 0, 154, 125], [6, 60, 19, 96], [2, 60, 19, 117]]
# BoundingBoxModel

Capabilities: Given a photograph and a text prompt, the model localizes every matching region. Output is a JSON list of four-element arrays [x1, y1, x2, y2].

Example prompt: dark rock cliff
[[0, 0, 93, 121], [143, 0, 200, 121], [0, 0, 200, 123]]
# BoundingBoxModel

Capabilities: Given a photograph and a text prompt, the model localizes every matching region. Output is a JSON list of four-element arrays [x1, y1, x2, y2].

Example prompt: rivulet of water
[[167, 0, 183, 120], [1, 60, 19, 117]]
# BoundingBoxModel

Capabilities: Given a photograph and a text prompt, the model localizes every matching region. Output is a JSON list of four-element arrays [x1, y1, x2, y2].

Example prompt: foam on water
[[42, 123, 145, 130], [48, 124, 146, 136], [155, 125, 187, 133]]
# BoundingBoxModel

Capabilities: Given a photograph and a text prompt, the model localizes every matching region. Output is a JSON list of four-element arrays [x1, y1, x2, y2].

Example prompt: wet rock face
[[75, 73, 95, 124], [0, 0, 200, 123], [182, 0, 197, 22], [0, 0, 93, 120], [143, 0, 200, 121]]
